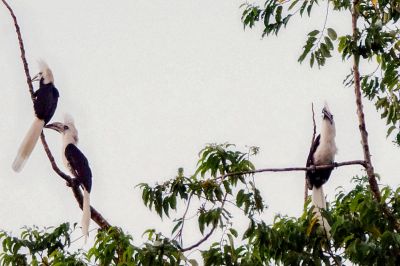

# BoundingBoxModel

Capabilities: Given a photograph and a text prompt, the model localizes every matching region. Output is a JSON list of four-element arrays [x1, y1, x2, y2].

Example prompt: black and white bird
[[46, 115, 92, 242], [306, 103, 337, 236], [12, 61, 59, 172]]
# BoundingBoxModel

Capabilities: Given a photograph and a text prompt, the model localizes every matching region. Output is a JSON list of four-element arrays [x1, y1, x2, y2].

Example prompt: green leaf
[[308, 30, 320, 37], [327, 28, 337, 40], [320, 43, 331, 57], [387, 125, 396, 137]]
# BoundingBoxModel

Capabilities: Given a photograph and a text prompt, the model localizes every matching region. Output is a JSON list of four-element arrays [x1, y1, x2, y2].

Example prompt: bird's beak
[[45, 122, 64, 133], [322, 107, 333, 124], [31, 72, 41, 82]]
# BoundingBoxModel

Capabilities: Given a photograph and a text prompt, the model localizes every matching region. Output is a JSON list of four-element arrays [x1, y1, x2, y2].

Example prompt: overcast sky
[[1, 0, 399, 254]]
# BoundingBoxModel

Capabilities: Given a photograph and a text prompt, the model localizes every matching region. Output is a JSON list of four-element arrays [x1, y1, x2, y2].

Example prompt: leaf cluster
[[139, 143, 266, 244], [0, 223, 85, 266]]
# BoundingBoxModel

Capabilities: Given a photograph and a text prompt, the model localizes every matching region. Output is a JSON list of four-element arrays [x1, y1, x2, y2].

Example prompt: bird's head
[[31, 60, 54, 85], [322, 102, 334, 124], [45, 114, 79, 143]]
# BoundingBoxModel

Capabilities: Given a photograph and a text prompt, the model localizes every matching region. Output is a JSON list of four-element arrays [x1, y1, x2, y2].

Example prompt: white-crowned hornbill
[[306, 103, 337, 236], [12, 61, 59, 172], [46, 115, 92, 242]]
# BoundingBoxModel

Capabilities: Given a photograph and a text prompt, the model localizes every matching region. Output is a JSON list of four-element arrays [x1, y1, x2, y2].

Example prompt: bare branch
[[305, 103, 317, 203], [216, 160, 366, 181], [2, 0, 111, 230]]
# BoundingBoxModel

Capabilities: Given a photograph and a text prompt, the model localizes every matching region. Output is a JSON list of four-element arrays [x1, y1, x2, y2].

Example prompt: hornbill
[[12, 61, 59, 172], [46, 115, 92, 242], [306, 103, 337, 236]]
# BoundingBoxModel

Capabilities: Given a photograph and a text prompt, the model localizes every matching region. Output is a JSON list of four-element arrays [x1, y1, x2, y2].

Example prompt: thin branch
[[180, 192, 229, 252], [305, 103, 317, 203], [2, 0, 111, 230], [40, 133, 72, 183], [351, 0, 400, 231], [1, 0, 34, 99], [174, 193, 194, 246], [216, 160, 367, 181], [312, 0, 330, 53]]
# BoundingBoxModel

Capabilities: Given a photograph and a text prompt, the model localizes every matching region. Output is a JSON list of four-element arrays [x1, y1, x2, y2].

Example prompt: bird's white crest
[[64, 113, 75, 125], [62, 113, 79, 145], [37, 59, 54, 84], [323, 101, 331, 113]]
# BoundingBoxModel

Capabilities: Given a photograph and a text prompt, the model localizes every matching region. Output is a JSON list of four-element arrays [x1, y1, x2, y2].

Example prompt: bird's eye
[[64, 125, 69, 130]]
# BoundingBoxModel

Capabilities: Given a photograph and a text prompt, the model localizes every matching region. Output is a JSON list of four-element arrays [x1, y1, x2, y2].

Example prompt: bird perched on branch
[[12, 61, 59, 172], [46, 115, 92, 242], [306, 103, 337, 237]]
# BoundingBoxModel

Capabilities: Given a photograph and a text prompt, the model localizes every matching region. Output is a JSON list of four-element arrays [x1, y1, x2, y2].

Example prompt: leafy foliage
[[4, 176, 400, 265], [0, 223, 85, 266], [138, 143, 266, 249]]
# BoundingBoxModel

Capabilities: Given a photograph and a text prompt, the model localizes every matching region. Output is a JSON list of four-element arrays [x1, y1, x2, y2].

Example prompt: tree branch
[[2, 0, 111, 230], [1, 0, 34, 99], [216, 160, 366, 181], [351, 0, 380, 202], [351, 0, 400, 231]]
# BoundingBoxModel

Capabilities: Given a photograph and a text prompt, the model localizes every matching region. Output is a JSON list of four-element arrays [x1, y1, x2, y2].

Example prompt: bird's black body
[[65, 144, 92, 192], [33, 80, 59, 124], [306, 134, 333, 189]]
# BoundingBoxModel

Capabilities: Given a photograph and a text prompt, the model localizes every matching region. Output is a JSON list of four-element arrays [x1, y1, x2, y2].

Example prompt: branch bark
[[351, 0, 381, 202], [351, 0, 400, 230], [2, 0, 111, 230]]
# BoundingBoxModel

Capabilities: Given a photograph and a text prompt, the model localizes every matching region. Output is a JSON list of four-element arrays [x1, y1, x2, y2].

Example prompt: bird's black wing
[[305, 134, 320, 189], [33, 83, 59, 124], [65, 144, 92, 192]]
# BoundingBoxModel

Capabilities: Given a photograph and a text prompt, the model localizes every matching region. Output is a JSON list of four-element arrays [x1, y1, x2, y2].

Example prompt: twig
[[180, 192, 229, 252], [311, 0, 330, 53], [174, 193, 194, 246], [2, 0, 111, 230], [351, 0, 400, 231], [305, 103, 317, 203]]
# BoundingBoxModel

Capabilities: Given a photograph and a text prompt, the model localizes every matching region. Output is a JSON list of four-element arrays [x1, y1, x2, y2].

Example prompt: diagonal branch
[[2, 0, 111, 230], [1, 0, 34, 99], [180, 192, 228, 252], [351, 0, 400, 230]]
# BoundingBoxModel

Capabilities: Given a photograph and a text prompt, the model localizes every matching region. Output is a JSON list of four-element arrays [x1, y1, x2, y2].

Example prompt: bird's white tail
[[82, 188, 91, 243], [12, 118, 45, 172], [312, 186, 331, 238]]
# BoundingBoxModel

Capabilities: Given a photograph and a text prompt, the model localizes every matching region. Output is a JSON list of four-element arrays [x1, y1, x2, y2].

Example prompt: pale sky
[[1, 0, 399, 255]]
